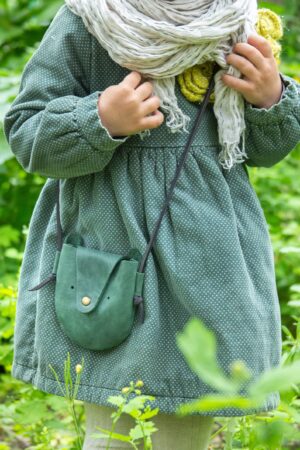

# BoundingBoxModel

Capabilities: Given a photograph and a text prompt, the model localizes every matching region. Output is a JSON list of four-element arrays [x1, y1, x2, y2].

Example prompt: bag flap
[[76, 246, 125, 314]]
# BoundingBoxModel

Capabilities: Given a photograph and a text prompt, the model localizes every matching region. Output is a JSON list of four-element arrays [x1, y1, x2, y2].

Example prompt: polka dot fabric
[[4, 4, 300, 417]]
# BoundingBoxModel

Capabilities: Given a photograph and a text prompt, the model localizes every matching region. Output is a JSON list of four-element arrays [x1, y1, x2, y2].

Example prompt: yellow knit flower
[[255, 8, 283, 64], [177, 61, 216, 104], [255, 8, 283, 41], [177, 8, 283, 104]]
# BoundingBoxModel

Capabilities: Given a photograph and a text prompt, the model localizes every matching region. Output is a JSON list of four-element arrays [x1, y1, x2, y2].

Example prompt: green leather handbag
[[28, 64, 218, 351], [54, 232, 144, 351]]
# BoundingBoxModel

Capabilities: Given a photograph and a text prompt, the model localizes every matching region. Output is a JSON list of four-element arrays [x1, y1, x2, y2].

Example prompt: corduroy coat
[[4, 4, 300, 416]]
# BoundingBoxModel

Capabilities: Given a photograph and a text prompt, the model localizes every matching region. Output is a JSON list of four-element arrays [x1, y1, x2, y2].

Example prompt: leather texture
[[54, 234, 144, 351]]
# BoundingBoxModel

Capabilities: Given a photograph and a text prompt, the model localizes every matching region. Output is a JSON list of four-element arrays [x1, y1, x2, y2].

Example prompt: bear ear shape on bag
[[177, 8, 284, 105]]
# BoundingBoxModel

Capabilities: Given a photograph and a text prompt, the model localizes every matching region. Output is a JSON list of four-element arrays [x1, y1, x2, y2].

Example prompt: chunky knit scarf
[[65, 0, 259, 170]]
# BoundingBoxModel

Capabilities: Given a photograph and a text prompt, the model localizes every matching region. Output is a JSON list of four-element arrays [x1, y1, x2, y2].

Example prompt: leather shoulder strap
[[137, 63, 218, 273]]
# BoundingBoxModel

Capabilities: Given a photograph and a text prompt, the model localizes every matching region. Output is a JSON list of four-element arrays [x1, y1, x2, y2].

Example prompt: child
[[4, 1, 300, 449]]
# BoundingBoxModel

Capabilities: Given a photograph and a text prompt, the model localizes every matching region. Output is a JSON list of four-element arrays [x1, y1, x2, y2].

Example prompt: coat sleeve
[[243, 73, 300, 168], [3, 4, 130, 179]]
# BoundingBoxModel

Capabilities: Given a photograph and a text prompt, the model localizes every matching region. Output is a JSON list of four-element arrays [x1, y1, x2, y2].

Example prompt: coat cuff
[[280, 74, 286, 98], [76, 91, 129, 151], [244, 73, 298, 125]]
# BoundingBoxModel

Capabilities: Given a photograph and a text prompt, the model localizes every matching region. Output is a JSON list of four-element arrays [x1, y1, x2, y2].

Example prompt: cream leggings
[[82, 402, 215, 450]]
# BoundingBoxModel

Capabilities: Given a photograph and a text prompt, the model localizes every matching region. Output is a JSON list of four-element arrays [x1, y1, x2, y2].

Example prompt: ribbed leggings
[[82, 402, 215, 450]]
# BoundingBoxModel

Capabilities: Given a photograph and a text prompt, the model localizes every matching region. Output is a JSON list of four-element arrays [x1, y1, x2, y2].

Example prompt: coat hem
[[12, 360, 280, 418]]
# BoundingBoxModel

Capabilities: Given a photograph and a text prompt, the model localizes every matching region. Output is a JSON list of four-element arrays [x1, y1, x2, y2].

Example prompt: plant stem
[[209, 423, 227, 441], [105, 413, 121, 450], [138, 420, 147, 449], [48, 364, 66, 397], [69, 400, 83, 449]]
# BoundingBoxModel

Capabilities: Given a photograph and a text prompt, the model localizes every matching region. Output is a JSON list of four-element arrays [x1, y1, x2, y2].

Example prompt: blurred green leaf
[[249, 360, 300, 397], [176, 317, 238, 394]]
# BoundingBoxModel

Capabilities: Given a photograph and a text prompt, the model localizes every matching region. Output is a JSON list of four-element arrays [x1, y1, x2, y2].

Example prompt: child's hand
[[98, 71, 164, 137], [222, 33, 283, 109]]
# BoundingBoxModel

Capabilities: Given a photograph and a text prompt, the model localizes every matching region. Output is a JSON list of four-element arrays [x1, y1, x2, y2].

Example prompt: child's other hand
[[98, 71, 164, 137], [222, 33, 282, 109]]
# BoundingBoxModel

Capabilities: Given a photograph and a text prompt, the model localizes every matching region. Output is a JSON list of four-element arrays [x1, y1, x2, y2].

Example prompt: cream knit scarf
[[65, 0, 258, 170]]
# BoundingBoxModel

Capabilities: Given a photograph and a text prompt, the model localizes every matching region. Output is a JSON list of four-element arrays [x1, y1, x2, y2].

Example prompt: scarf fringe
[[152, 77, 191, 133], [218, 130, 248, 170], [213, 66, 249, 170], [138, 76, 191, 140]]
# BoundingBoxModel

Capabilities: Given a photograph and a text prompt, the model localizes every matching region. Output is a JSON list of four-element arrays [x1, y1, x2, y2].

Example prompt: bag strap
[[29, 63, 218, 307], [137, 63, 218, 275], [27, 180, 63, 291], [133, 64, 218, 322]]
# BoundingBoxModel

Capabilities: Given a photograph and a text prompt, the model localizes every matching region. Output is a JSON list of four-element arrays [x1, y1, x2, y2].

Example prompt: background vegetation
[[0, 0, 300, 448]]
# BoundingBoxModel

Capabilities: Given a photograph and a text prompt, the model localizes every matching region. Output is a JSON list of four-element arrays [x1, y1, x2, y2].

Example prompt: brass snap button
[[81, 296, 91, 306]]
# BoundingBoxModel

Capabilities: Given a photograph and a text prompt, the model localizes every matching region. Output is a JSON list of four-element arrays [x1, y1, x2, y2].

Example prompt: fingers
[[121, 70, 143, 89], [135, 80, 154, 101], [226, 53, 258, 80], [232, 35, 271, 71], [221, 73, 254, 96], [139, 109, 164, 130], [120, 70, 164, 131], [247, 33, 274, 59], [139, 95, 161, 117], [121, 72, 156, 103]]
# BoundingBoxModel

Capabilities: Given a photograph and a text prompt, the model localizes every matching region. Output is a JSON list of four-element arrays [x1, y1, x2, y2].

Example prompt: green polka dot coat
[[4, 4, 300, 417]]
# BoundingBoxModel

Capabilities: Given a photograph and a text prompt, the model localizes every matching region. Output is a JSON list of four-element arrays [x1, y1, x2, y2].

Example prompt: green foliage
[[176, 316, 300, 449], [248, 149, 300, 328], [0, 0, 64, 164], [259, 0, 300, 77], [49, 352, 85, 449], [0, 1, 65, 288], [0, 158, 45, 286], [0, 371, 85, 448], [0, 0, 63, 68], [176, 317, 252, 395], [176, 317, 300, 413], [0, 285, 16, 372], [91, 384, 159, 450], [49, 357, 159, 450]]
